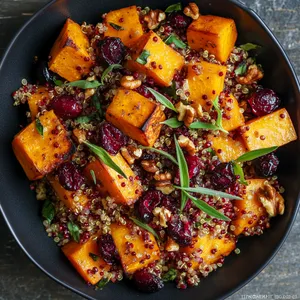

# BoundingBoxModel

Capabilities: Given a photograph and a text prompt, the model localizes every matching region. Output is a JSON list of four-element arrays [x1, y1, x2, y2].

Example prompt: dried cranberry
[[97, 234, 119, 264], [50, 95, 82, 119], [57, 162, 85, 191], [255, 152, 279, 177], [96, 37, 125, 65], [167, 215, 192, 246], [174, 155, 201, 184], [248, 88, 280, 116], [132, 269, 164, 293], [211, 162, 235, 190], [135, 190, 162, 223], [134, 85, 153, 99], [161, 195, 178, 213], [93, 122, 127, 155], [167, 13, 191, 29]]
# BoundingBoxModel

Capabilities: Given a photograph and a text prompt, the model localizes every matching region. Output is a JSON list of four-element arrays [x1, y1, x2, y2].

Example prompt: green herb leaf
[[68, 80, 102, 89], [212, 98, 228, 134], [92, 94, 104, 118], [161, 117, 183, 128], [162, 81, 177, 100], [129, 217, 160, 240], [162, 268, 177, 282], [239, 43, 261, 51], [53, 77, 64, 87], [89, 252, 99, 261], [235, 146, 278, 163], [108, 22, 125, 31], [67, 221, 80, 243], [35, 118, 44, 136], [147, 87, 178, 112], [190, 121, 221, 131], [232, 161, 248, 185], [83, 141, 127, 179], [42, 200, 55, 223], [174, 136, 189, 211], [174, 186, 243, 200], [90, 169, 97, 185], [235, 63, 247, 76], [95, 275, 112, 290], [136, 50, 151, 65], [164, 34, 187, 49], [185, 191, 231, 221], [165, 2, 182, 12], [75, 115, 94, 124], [140, 146, 178, 165], [101, 64, 122, 85]]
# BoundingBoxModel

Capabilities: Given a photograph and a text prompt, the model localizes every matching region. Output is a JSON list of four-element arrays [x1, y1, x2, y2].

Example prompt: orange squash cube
[[48, 175, 89, 211], [187, 15, 237, 62], [84, 154, 142, 205], [49, 19, 93, 82], [126, 31, 185, 86], [104, 6, 144, 47], [12, 110, 74, 180], [241, 108, 297, 151], [62, 238, 110, 285], [106, 89, 166, 146], [221, 94, 245, 132], [208, 133, 247, 162], [110, 222, 160, 274], [187, 61, 227, 111], [28, 86, 51, 120]]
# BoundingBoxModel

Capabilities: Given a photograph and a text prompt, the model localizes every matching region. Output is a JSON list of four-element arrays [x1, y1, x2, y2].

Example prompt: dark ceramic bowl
[[0, 0, 299, 299]]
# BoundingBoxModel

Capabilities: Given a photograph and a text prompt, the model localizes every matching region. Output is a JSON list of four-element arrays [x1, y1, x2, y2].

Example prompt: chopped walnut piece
[[120, 147, 135, 165], [120, 76, 142, 89], [120, 145, 142, 165], [237, 65, 264, 85], [257, 183, 285, 217], [144, 9, 166, 30], [153, 172, 172, 181], [175, 102, 196, 127], [194, 103, 203, 118], [153, 207, 171, 228], [183, 3, 200, 20], [84, 88, 96, 100], [141, 160, 159, 173], [72, 128, 87, 144], [156, 184, 175, 195], [178, 135, 196, 155], [165, 237, 179, 252]]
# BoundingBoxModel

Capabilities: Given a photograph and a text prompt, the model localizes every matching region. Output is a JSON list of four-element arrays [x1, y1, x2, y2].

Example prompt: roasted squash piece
[[106, 89, 166, 146], [12, 110, 74, 180], [126, 31, 185, 87], [49, 18, 93, 82], [240, 108, 297, 151], [221, 94, 245, 132], [48, 174, 89, 211], [187, 61, 227, 111], [84, 154, 142, 205], [181, 233, 236, 268], [104, 6, 144, 47], [110, 222, 160, 274], [62, 238, 110, 285], [207, 133, 247, 162], [187, 15, 237, 63], [28, 86, 51, 120]]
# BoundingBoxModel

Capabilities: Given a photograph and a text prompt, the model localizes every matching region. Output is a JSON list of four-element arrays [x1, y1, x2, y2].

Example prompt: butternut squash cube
[[48, 175, 89, 211], [110, 222, 160, 274], [241, 108, 297, 151], [208, 133, 247, 162], [187, 15, 237, 63], [28, 86, 51, 120], [126, 31, 185, 86], [106, 89, 166, 146], [49, 18, 93, 82], [187, 61, 227, 111], [62, 238, 110, 285], [221, 94, 245, 132], [181, 234, 235, 268], [84, 154, 142, 205], [12, 110, 74, 180], [104, 6, 144, 47]]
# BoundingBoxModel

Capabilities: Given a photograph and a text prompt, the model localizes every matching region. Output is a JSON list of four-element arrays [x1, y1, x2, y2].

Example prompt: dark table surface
[[0, 0, 299, 299]]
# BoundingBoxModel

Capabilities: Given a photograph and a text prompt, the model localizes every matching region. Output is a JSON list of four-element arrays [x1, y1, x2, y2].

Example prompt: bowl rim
[[0, 0, 299, 299]]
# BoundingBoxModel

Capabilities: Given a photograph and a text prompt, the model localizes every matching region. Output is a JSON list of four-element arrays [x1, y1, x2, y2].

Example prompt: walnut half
[[237, 64, 263, 85], [144, 9, 166, 30]]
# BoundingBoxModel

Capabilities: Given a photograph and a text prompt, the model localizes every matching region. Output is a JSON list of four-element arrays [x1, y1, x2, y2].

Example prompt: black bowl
[[0, 0, 299, 299]]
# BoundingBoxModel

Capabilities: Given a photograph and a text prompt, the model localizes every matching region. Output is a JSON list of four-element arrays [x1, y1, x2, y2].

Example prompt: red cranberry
[[175, 155, 202, 184], [134, 85, 153, 99], [96, 37, 125, 65], [57, 162, 85, 191], [93, 122, 127, 155], [211, 162, 235, 190], [50, 95, 82, 119], [167, 215, 192, 246], [97, 234, 119, 264], [161, 195, 178, 213], [255, 152, 279, 177], [167, 13, 191, 29], [248, 88, 280, 116], [132, 269, 163, 293]]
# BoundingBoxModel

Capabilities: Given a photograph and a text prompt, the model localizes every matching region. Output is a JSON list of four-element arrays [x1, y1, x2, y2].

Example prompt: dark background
[[0, 0, 299, 299]]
